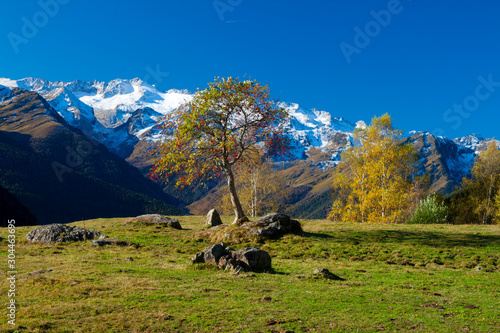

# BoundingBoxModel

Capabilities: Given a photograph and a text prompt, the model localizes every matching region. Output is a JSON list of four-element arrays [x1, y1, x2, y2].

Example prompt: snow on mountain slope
[[435, 135, 476, 183], [280, 102, 356, 161], [7, 77, 192, 128], [76, 79, 192, 128], [41, 87, 98, 126], [1, 77, 359, 162], [454, 134, 500, 153], [0, 85, 12, 100], [0, 78, 18, 88], [2, 76, 496, 182]]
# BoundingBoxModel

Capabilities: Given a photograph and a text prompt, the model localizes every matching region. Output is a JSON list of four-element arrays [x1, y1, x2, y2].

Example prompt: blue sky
[[1, 0, 500, 138]]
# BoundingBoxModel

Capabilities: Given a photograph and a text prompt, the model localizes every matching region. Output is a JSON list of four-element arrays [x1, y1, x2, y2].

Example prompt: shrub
[[409, 195, 448, 224]]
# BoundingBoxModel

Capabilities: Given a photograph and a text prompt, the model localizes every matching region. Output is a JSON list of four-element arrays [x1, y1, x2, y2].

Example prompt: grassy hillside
[[1, 218, 498, 332], [0, 88, 183, 223]]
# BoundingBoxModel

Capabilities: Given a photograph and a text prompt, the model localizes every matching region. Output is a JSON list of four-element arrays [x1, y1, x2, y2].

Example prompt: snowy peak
[[454, 134, 500, 153], [41, 86, 94, 120], [281, 102, 355, 132], [103, 78, 136, 98], [454, 134, 485, 151], [2, 75, 497, 188], [17, 77, 53, 91], [65, 79, 103, 96]]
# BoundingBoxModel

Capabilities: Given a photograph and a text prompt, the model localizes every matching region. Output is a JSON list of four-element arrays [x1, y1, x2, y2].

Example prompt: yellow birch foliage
[[329, 114, 420, 223], [470, 141, 500, 224]]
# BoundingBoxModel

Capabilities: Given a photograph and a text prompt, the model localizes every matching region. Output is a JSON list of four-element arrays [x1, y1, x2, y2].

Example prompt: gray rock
[[244, 212, 302, 239], [233, 247, 272, 271], [91, 238, 129, 246], [128, 214, 181, 229], [26, 224, 101, 243], [313, 268, 344, 280], [206, 209, 223, 227], [191, 243, 272, 272], [218, 255, 235, 270], [190, 252, 205, 264], [202, 244, 228, 265]]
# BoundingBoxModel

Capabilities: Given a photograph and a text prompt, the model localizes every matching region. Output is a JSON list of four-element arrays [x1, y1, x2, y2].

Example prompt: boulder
[[198, 213, 303, 244], [232, 247, 272, 271], [191, 252, 205, 264], [202, 244, 227, 265], [234, 216, 250, 225], [26, 224, 102, 243], [191, 243, 272, 273], [244, 212, 302, 238], [206, 208, 222, 227], [206, 209, 223, 227], [127, 214, 181, 229]]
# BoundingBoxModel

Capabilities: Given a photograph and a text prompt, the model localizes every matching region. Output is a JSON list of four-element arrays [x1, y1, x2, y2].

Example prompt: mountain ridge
[[2, 76, 499, 219], [0, 86, 184, 224]]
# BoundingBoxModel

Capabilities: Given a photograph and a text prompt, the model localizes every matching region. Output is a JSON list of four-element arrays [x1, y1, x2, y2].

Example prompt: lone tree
[[150, 77, 290, 223]]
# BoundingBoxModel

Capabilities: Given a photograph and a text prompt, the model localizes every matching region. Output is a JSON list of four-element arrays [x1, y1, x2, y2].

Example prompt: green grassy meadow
[[1, 217, 499, 332]]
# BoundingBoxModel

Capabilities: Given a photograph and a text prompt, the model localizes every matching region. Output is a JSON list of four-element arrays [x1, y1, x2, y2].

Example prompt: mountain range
[[1, 77, 498, 223]]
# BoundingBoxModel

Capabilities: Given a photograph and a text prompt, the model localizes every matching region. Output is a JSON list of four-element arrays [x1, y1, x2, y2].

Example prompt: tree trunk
[[483, 174, 494, 224], [226, 167, 246, 224]]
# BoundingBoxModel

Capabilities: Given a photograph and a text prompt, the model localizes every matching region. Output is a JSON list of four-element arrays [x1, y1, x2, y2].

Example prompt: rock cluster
[[243, 212, 302, 238], [26, 224, 102, 243], [127, 214, 181, 229], [202, 212, 303, 244], [191, 243, 272, 273]]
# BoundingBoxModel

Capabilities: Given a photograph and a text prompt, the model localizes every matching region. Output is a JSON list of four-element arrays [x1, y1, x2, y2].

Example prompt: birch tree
[[470, 141, 500, 224], [328, 114, 420, 223]]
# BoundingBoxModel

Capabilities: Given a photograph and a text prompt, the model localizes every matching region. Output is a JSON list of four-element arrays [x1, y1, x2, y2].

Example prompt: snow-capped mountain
[[1, 76, 498, 188], [0, 77, 359, 162], [5, 77, 191, 128], [453, 134, 500, 153]]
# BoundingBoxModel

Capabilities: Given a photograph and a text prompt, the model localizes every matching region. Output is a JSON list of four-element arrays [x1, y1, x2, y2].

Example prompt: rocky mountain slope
[[0, 85, 183, 224], [1, 77, 498, 219]]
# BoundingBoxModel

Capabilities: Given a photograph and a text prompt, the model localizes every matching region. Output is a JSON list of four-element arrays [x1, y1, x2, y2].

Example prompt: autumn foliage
[[328, 114, 425, 223], [219, 159, 290, 217], [447, 141, 500, 224], [150, 77, 290, 222]]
